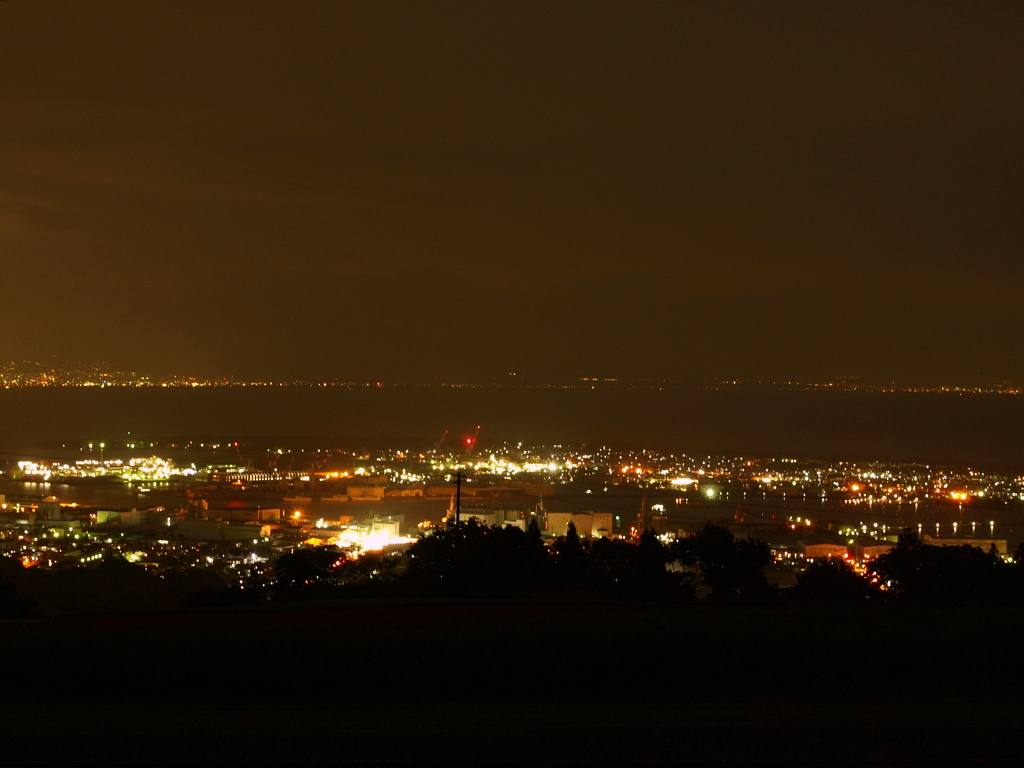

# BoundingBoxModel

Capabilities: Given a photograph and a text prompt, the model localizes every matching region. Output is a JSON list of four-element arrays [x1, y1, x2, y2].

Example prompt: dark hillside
[[2, 600, 1022, 762]]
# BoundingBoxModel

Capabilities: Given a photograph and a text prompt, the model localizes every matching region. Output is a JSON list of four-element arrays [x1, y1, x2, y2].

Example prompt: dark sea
[[0, 386, 1020, 468], [0, 387, 1019, 466]]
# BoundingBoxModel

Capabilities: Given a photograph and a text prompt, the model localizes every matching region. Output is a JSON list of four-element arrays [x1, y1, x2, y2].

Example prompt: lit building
[[799, 541, 849, 559], [571, 512, 593, 537], [546, 511, 572, 537], [854, 539, 893, 560]]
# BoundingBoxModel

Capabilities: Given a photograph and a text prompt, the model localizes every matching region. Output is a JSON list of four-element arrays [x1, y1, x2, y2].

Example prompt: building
[[385, 487, 423, 498], [571, 512, 593, 537], [799, 541, 849, 559], [369, 516, 403, 537], [347, 485, 385, 500], [221, 523, 265, 542], [175, 519, 226, 541], [120, 508, 147, 527], [854, 538, 893, 560], [545, 511, 572, 537], [651, 514, 671, 535], [593, 512, 613, 537], [175, 519, 269, 542], [37, 498, 62, 521], [456, 509, 498, 526]]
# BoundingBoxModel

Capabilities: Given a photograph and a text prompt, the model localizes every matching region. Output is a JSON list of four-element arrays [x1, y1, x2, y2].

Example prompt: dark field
[[4, 600, 1023, 762]]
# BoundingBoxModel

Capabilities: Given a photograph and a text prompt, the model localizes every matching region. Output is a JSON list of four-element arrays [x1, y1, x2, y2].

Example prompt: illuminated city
[[4, 438, 1023, 587]]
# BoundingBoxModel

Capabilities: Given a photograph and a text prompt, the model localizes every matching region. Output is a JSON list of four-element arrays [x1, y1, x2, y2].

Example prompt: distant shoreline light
[[0, 361, 1019, 392], [0, 380, 1019, 394]]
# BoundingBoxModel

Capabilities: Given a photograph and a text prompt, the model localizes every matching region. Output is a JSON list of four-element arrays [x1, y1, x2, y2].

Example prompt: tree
[[42, 556, 162, 615], [161, 567, 229, 607], [1012, 540, 1024, 564], [404, 519, 546, 597], [627, 528, 686, 601], [586, 530, 691, 601], [272, 546, 343, 598], [552, 521, 584, 563], [0, 577, 35, 618], [685, 522, 774, 603], [335, 550, 402, 590], [870, 528, 1008, 603], [549, 520, 598, 593], [526, 515, 543, 544], [589, 536, 638, 589], [791, 558, 878, 604]]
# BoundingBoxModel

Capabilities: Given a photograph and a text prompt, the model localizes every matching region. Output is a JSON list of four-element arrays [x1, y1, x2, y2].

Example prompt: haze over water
[[0, 387, 1020, 468]]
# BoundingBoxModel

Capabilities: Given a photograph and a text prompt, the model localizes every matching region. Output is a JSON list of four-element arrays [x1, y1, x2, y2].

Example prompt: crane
[[463, 425, 482, 455], [231, 441, 254, 472]]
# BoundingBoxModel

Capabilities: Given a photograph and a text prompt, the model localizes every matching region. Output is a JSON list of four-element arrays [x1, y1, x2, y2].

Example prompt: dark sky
[[2, 1, 1021, 384]]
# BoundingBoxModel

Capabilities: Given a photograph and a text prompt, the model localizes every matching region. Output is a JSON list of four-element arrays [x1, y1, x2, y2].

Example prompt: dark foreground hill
[[1, 599, 1022, 763]]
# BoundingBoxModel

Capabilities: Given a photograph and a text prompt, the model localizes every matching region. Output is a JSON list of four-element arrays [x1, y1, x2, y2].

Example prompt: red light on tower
[[463, 425, 480, 453]]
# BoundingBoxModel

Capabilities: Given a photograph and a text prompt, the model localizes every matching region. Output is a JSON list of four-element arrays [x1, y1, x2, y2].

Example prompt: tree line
[[4, 522, 1024, 617]]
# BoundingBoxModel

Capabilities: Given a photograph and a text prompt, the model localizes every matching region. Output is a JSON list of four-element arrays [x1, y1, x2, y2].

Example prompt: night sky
[[2, 1, 1021, 385]]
